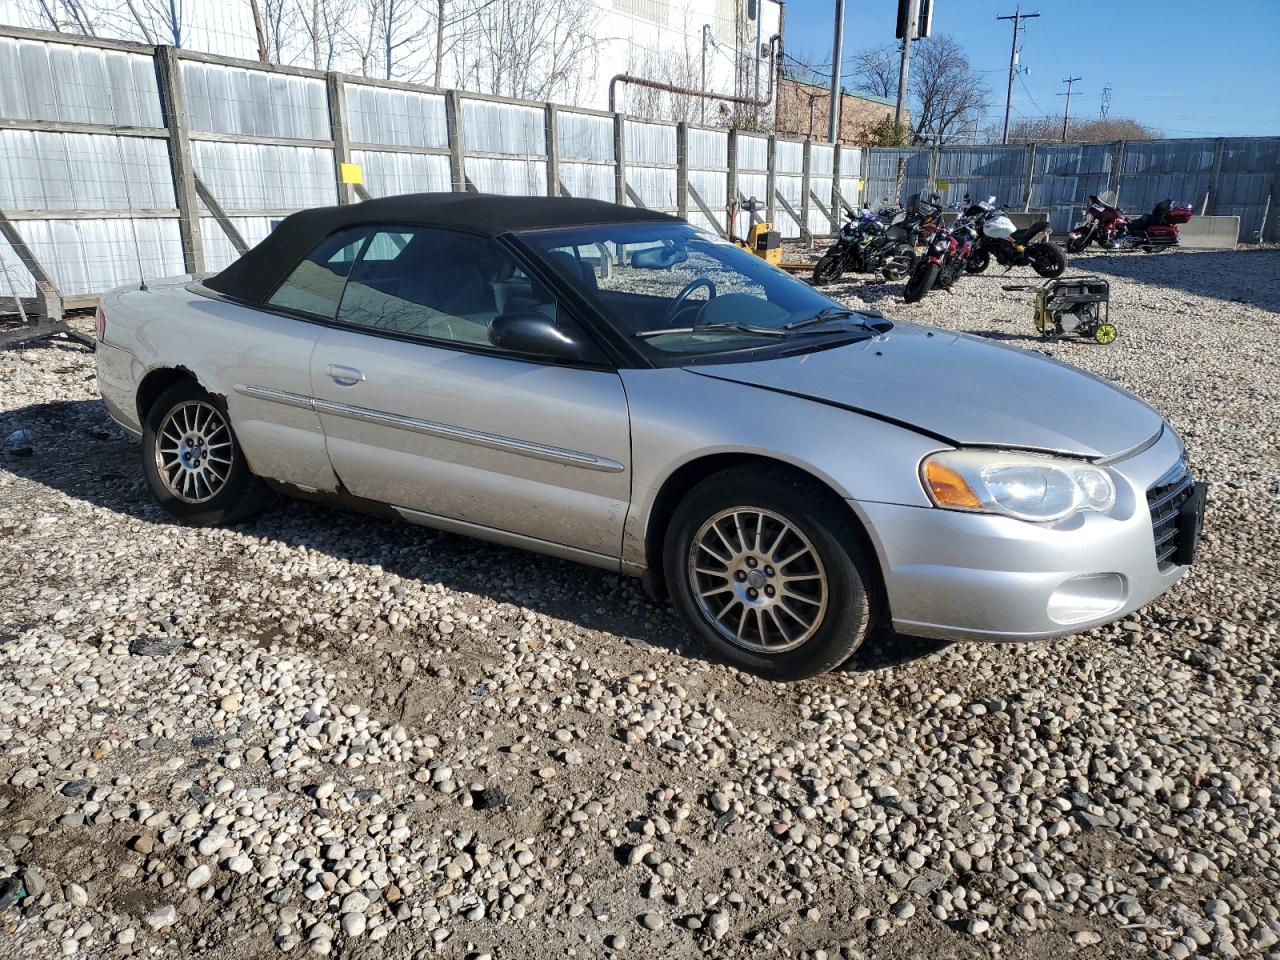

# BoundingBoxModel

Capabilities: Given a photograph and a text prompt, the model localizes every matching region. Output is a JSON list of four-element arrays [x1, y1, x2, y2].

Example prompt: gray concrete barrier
[[1178, 216, 1240, 249]]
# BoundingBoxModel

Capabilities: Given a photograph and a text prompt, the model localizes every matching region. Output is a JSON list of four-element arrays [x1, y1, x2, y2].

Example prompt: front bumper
[[853, 427, 1194, 642]]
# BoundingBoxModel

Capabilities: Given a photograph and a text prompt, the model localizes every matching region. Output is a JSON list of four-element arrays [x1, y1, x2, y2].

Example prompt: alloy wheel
[[153, 400, 234, 503], [687, 507, 828, 653]]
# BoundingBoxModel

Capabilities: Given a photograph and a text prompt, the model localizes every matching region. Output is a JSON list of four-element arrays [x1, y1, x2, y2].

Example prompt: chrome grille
[[1146, 459, 1194, 570]]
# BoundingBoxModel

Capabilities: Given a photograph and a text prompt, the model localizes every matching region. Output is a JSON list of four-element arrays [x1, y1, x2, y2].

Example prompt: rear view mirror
[[488, 311, 589, 362], [630, 245, 688, 270]]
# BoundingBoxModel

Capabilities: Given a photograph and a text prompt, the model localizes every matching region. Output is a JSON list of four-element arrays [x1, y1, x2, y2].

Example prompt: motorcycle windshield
[[1096, 190, 1119, 208]]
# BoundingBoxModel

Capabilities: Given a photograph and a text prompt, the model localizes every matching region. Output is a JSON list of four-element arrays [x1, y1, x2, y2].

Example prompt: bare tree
[[849, 44, 897, 100], [91, 0, 184, 46], [248, 0, 271, 61], [258, 0, 295, 63], [374, 0, 432, 81], [618, 36, 705, 122], [461, 0, 599, 103], [993, 115, 1159, 144], [908, 35, 989, 145]]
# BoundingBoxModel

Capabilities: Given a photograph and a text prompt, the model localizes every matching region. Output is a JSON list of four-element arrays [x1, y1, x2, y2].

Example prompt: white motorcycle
[[962, 196, 1066, 278]]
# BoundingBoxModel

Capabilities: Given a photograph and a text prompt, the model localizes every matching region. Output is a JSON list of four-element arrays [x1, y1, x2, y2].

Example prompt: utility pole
[[828, 0, 845, 143], [753, 0, 764, 122], [701, 24, 711, 125], [997, 6, 1039, 145], [1059, 75, 1082, 141], [1099, 84, 1112, 120], [895, 0, 918, 130]]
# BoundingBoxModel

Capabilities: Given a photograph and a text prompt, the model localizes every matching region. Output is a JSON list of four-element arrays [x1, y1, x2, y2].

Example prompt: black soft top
[[204, 192, 681, 304]]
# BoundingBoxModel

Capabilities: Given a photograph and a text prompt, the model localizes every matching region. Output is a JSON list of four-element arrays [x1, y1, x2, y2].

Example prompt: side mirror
[[488, 311, 588, 362]]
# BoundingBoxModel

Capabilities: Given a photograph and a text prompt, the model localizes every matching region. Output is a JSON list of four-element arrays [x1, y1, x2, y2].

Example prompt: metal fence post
[[1204, 137, 1225, 215], [927, 145, 939, 197], [765, 134, 777, 223], [326, 73, 354, 205], [544, 103, 560, 197], [800, 139, 812, 245], [1021, 142, 1037, 212], [614, 114, 628, 205], [726, 128, 738, 236], [831, 143, 843, 227], [445, 90, 467, 192], [156, 46, 205, 274], [676, 121, 689, 219], [1108, 139, 1126, 201]]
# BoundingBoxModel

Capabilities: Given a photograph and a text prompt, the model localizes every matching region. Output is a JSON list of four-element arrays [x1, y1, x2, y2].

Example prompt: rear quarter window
[[267, 229, 368, 317]]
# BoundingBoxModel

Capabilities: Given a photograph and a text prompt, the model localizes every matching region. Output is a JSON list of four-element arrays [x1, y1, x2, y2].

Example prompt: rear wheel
[[1094, 323, 1118, 345], [141, 380, 270, 526], [664, 465, 875, 680], [1029, 242, 1066, 278], [903, 262, 939, 303], [812, 252, 844, 285]]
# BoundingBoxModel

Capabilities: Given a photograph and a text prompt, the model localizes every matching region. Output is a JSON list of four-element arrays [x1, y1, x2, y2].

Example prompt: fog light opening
[[1046, 573, 1127, 625]]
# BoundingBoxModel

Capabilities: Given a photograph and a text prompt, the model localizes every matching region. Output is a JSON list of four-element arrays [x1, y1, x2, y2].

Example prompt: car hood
[[685, 323, 1164, 459]]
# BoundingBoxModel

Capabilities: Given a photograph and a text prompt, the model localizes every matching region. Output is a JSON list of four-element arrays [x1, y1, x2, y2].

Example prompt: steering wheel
[[663, 278, 717, 327]]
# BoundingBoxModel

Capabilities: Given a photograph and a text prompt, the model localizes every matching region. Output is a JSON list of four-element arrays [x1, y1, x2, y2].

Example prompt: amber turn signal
[[923, 460, 982, 509]]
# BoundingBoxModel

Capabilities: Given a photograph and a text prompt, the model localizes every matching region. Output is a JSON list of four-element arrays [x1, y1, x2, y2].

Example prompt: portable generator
[[1003, 276, 1116, 345]]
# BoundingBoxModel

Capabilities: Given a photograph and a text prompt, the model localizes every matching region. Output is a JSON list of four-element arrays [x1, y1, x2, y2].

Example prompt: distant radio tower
[[1099, 84, 1112, 120]]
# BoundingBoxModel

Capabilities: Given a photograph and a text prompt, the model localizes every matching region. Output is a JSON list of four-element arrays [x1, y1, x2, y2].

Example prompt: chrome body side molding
[[234, 383, 626, 473]]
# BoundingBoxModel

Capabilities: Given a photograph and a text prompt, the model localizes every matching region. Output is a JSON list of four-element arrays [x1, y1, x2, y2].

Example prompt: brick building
[[775, 76, 903, 145]]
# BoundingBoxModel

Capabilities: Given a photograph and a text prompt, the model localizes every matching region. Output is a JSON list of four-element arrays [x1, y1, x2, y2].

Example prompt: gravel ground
[[1, 249, 1278, 960]]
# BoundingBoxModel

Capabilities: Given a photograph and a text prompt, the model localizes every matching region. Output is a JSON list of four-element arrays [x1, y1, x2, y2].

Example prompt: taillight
[[95, 305, 106, 341]]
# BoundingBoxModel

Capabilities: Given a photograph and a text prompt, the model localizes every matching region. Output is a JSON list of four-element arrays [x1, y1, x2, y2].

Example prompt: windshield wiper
[[783, 306, 886, 332], [633, 322, 787, 340]]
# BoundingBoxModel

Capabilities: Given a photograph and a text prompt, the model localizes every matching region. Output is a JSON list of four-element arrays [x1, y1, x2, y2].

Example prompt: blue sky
[[784, 0, 1280, 138]]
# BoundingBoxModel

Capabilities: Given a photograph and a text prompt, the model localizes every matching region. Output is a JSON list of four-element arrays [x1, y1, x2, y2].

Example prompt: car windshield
[[518, 222, 888, 358]]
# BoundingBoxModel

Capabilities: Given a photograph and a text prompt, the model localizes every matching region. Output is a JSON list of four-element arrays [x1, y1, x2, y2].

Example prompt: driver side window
[[321, 226, 598, 361]]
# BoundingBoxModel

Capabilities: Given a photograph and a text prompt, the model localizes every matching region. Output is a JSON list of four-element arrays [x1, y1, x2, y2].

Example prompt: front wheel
[[1029, 242, 1066, 278], [812, 252, 844, 285], [664, 465, 875, 680], [141, 380, 270, 526], [880, 244, 917, 281], [965, 248, 991, 274], [903, 262, 940, 303], [1066, 230, 1091, 254]]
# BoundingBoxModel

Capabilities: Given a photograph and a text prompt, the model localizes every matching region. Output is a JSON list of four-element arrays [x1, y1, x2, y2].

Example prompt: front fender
[[619, 367, 949, 569]]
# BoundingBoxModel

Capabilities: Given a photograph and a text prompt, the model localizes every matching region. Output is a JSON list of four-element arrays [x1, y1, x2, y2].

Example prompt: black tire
[[903, 262, 939, 303], [965, 248, 991, 274], [141, 380, 270, 526], [812, 252, 843, 285], [1028, 242, 1066, 278], [880, 244, 917, 281], [1066, 231, 1090, 254], [663, 464, 876, 680]]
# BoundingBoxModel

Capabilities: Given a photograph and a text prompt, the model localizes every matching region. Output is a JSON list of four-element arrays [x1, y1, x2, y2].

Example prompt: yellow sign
[[936, 180, 950, 190], [339, 162, 364, 185]]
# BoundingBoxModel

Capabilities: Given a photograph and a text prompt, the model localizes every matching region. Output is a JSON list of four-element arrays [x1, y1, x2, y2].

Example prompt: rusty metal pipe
[[608, 36, 780, 115]]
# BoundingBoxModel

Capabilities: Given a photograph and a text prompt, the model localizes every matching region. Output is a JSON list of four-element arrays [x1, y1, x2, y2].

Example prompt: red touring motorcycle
[[1066, 191, 1193, 253]]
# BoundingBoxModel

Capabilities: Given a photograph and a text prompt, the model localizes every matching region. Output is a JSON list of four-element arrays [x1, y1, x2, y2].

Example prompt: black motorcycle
[[812, 200, 924, 285], [962, 195, 1065, 278]]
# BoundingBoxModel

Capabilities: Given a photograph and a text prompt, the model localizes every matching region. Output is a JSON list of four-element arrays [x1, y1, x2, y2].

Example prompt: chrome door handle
[[326, 363, 365, 386]]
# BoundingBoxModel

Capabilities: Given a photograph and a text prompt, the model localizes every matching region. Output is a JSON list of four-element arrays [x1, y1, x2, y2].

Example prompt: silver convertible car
[[95, 194, 1205, 679]]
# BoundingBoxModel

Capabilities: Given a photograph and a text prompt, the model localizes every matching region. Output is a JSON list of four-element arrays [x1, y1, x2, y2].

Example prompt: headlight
[[922, 450, 1115, 522]]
